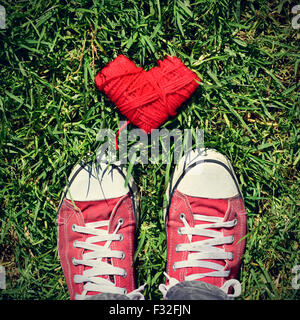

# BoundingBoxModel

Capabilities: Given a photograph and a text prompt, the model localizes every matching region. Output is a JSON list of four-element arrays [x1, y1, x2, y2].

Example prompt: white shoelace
[[159, 213, 241, 298], [72, 218, 145, 300]]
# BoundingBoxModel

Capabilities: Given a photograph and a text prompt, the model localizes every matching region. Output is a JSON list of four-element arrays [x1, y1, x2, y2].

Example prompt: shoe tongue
[[74, 198, 122, 295], [185, 196, 229, 288]]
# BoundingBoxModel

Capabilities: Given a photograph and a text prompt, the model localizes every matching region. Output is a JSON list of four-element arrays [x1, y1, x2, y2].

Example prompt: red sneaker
[[57, 162, 144, 300], [160, 149, 247, 299]]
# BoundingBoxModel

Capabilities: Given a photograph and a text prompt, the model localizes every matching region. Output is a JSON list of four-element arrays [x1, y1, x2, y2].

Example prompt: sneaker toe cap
[[66, 163, 130, 201], [175, 149, 241, 199]]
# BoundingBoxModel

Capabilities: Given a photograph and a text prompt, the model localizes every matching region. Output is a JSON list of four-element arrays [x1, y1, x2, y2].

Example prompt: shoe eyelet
[[177, 228, 182, 235], [119, 234, 124, 241], [118, 218, 124, 225], [122, 270, 127, 278], [179, 213, 186, 220], [233, 218, 238, 226], [120, 252, 125, 260], [72, 224, 76, 231]]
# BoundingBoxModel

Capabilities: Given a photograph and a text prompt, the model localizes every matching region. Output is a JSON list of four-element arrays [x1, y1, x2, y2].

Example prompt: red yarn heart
[[95, 55, 200, 134]]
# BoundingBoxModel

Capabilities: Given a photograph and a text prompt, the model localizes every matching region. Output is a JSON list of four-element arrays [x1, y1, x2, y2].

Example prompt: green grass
[[0, 0, 299, 300]]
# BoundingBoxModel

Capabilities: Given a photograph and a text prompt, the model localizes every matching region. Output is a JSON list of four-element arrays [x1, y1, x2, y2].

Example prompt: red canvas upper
[[166, 190, 247, 289], [57, 193, 136, 300]]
